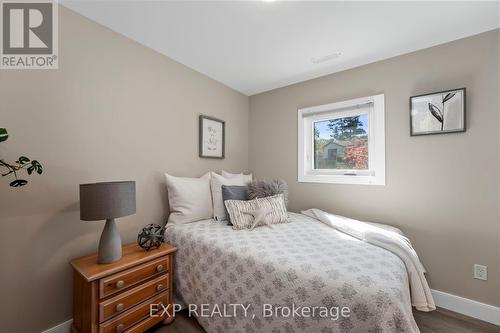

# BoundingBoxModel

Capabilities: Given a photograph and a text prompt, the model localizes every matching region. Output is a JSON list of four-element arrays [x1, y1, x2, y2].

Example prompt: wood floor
[[149, 308, 500, 333], [413, 308, 500, 333]]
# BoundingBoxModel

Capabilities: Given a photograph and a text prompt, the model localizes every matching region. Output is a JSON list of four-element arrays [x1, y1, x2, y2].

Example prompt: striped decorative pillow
[[225, 194, 288, 230]]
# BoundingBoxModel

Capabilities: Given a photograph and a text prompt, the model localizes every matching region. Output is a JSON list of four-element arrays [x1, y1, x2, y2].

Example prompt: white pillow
[[221, 170, 252, 181], [211, 172, 251, 221], [165, 173, 212, 224]]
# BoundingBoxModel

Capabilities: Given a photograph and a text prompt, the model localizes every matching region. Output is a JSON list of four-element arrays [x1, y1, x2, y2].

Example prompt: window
[[298, 94, 385, 185]]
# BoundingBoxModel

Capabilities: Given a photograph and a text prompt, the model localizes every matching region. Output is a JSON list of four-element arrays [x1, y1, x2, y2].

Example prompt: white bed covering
[[302, 209, 435, 312], [165, 212, 422, 333]]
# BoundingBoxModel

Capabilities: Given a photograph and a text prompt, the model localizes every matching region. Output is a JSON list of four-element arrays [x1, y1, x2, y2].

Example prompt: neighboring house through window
[[298, 94, 385, 185]]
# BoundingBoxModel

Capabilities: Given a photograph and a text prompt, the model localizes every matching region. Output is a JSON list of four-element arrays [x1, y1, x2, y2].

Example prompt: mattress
[[164, 212, 419, 333]]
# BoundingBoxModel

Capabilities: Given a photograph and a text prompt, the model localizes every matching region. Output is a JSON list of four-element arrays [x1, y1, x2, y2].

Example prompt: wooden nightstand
[[70, 243, 177, 333]]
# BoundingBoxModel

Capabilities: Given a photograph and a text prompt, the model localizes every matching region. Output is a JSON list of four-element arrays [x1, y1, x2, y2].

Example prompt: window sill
[[298, 174, 385, 185]]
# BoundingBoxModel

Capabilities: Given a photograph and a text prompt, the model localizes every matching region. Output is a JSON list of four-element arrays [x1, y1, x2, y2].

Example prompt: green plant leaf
[[16, 156, 30, 164], [0, 128, 8, 142], [27, 166, 34, 175], [31, 160, 43, 174], [10, 179, 27, 187]]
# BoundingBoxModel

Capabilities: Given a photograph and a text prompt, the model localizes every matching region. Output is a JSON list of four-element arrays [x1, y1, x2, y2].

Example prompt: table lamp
[[79, 181, 136, 264]]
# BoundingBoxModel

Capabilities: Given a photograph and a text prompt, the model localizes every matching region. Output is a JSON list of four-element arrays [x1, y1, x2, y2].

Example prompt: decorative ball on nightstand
[[137, 224, 165, 251]]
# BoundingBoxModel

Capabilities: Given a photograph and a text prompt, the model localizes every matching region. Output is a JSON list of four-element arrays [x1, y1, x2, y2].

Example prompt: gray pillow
[[222, 185, 248, 225], [247, 179, 289, 207]]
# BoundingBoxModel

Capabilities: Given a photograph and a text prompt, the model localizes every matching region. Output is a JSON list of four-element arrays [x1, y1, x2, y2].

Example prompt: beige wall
[[1, 7, 498, 333], [249, 30, 500, 307], [0, 7, 248, 333]]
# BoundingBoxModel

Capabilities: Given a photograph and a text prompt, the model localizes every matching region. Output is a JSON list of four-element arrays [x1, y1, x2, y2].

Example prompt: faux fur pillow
[[225, 194, 288, 230], [247, 179, 289, 207]]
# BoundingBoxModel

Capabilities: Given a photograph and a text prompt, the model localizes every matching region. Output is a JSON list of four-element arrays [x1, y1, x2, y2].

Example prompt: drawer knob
[[116, 280, 125, 289], [116, 303, 124, 312], [156, 284, 163, 292], [156, 264, 164, 272], [115, 324, 125, 333]]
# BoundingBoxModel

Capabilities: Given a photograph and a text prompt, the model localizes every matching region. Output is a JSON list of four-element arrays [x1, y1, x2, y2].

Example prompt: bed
[[164, 212, 421, 333]]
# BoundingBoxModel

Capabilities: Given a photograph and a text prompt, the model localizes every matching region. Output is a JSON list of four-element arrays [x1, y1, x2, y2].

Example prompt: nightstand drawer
[[99, 290, 169, 333], [123, 315, 168, 333], [99, 256, 169, 299], [99, 274, 169, 322]]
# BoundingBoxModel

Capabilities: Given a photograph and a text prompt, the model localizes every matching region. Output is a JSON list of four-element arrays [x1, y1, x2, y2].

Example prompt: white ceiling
[[61, 1, 499, 96]]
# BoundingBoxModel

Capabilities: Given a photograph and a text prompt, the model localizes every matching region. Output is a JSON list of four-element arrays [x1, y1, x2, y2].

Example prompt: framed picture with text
[[410, 88, 466, 136], [199, 115, 225, 159]]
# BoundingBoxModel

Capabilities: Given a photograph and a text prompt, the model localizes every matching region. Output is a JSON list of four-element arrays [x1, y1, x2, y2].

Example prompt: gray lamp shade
[[79, 181, 136, 221]]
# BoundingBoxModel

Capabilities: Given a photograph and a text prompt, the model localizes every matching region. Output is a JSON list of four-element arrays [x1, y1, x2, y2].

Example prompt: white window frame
[[298, 94, 385, 185]]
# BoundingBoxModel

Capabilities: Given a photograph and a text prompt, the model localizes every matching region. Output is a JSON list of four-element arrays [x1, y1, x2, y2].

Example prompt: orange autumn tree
[[342, 138, 368, 169]]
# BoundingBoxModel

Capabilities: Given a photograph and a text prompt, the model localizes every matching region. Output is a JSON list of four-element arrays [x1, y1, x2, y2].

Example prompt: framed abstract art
[[199, 115, 225, 159], [410, 88, 465, 136]]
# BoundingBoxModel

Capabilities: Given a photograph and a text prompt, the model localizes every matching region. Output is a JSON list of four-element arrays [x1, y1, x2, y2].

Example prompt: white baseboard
[[40, 319, 72, 333], [431, 289, 500, 326], [39, 291, 500, 332]]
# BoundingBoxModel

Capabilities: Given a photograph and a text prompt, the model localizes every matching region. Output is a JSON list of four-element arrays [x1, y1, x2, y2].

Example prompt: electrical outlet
[[474, 264, 487, 281]]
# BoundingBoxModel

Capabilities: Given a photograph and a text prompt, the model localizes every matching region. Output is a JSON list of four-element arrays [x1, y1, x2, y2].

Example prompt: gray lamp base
[[98, 218, 122, 264]]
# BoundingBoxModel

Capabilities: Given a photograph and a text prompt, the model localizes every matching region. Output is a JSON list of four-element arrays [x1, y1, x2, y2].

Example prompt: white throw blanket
[[302, 208, 436, 312]]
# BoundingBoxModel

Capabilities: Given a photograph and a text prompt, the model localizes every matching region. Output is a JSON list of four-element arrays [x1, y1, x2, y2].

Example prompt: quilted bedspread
[[164, 212, 420, 333]]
